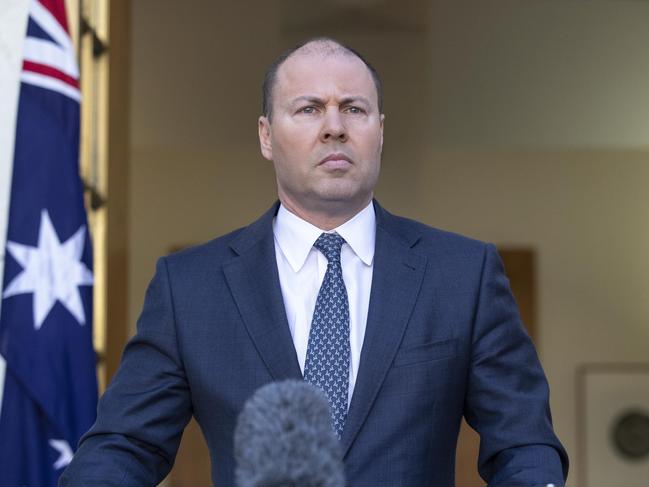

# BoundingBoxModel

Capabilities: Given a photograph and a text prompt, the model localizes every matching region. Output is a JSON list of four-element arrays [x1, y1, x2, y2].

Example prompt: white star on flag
[[2, 209, 93, 329], [48, 439, 74, 470]]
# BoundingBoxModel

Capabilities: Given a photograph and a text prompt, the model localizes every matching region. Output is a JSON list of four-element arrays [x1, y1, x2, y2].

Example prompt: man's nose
[[320, 109, 347, 142]]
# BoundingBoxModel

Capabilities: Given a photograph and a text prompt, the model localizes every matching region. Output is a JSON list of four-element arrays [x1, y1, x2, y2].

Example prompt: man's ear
[[258, 116, 273, 161]]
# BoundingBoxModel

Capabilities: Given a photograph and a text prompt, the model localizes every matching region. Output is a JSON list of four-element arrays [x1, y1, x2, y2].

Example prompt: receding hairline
[[277, 42, 375, 95], [262, 37, 383, 120], [289, 38, 360, 61]]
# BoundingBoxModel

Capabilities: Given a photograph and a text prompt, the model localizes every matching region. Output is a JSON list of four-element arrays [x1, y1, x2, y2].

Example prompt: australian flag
[[0, 0, 98, 485]]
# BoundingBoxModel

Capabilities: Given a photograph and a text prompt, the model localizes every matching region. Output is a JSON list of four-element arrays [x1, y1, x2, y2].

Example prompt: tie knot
[[314, 233, 345, 263]]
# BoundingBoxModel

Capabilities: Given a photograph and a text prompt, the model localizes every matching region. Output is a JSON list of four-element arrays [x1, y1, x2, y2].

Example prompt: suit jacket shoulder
[[375, 202, 486, 247]]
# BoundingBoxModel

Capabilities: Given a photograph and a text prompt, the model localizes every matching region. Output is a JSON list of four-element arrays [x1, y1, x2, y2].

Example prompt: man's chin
[[279, 183, 373, 216], [311, 191, 372, 213]]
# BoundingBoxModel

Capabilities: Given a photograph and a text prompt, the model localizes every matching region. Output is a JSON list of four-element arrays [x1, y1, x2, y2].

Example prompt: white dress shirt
[[272, 202, 376, 404]]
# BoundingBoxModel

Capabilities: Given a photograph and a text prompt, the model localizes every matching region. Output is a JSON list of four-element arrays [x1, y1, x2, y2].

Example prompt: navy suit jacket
[[61, 201, 568, 486]]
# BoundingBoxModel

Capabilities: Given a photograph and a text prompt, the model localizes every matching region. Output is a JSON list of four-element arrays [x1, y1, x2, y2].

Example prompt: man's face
[[258, 50, 384, 219]]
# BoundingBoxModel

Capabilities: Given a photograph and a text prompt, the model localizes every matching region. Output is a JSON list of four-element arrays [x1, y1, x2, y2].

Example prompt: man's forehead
[[275, 48, 376, 99], [280, 44, 365, 74]]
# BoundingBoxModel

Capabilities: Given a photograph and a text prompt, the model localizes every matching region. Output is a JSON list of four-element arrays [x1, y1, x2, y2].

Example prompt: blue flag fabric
[[0, 1, 98, 485]]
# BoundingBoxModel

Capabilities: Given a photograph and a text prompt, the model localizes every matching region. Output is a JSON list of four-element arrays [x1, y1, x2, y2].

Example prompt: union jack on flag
[[0, 1, 98, 485], [20, 0, 81, 101]]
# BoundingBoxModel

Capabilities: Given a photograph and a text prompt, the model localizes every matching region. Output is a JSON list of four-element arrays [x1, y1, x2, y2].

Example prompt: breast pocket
[[392, 338, 457, 368]]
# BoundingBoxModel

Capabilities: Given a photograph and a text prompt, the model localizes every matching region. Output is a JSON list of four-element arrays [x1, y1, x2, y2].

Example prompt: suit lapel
[[223, 203, 302, 382], [340, 203, 427, 457]]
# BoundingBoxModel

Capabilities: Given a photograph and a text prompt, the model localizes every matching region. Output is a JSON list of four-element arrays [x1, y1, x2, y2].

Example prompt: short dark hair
[[261, 37, 383, 121]]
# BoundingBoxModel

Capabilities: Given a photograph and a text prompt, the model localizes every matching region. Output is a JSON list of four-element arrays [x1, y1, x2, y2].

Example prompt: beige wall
[[128, 1, 649, 485], [428, 1, 649, 149]]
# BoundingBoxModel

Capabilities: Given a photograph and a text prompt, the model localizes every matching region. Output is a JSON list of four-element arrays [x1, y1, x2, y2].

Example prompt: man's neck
[[278, 197, 373, 231]]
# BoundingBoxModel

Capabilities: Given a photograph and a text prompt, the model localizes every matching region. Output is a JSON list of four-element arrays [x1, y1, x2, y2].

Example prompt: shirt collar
[[273, 201, 376, 272]]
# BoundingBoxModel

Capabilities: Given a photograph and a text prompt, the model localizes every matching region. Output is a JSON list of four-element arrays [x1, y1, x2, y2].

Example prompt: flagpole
[[0, 0, 31, 419]]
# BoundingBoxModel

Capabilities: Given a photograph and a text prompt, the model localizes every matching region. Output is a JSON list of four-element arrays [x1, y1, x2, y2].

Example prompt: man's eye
[[345, 106, 364, 114], [299, 106, 318, 114]]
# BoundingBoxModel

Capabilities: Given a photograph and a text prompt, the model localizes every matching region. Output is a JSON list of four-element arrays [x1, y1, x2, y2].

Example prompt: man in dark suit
[[61, 38, 568, 486]]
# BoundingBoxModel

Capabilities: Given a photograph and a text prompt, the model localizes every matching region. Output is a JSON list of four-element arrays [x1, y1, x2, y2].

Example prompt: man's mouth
[[319, 153, 353, 169]]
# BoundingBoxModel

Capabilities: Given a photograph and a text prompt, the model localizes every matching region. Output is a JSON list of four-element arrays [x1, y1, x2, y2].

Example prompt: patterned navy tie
[[303, 232, 350, 439]]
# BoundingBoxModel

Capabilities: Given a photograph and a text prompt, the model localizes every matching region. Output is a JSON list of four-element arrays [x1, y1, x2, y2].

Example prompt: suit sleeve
[[464, 244, 569, 487], [60, 257, 192, 486]]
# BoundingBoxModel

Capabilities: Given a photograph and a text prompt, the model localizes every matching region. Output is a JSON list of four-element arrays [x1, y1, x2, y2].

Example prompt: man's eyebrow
[[288, 95, 372, 106], [339, 96, 371, 106], [289, 95, 325, 106]]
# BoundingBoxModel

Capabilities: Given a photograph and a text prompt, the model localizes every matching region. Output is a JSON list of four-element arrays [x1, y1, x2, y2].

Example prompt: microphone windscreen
[[234, 380, 345, 487]]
